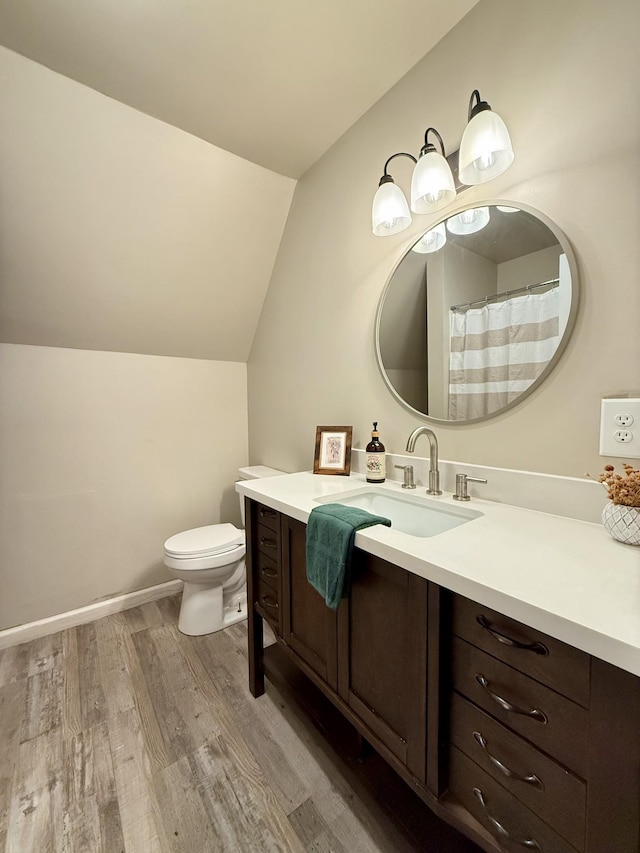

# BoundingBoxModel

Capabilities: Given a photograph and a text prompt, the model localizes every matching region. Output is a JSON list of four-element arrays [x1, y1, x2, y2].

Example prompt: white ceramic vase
[[602, 502, 640, 546]]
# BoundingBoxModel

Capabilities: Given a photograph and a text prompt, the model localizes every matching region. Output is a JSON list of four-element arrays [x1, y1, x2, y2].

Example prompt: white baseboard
[[0, 579, 184, 650]]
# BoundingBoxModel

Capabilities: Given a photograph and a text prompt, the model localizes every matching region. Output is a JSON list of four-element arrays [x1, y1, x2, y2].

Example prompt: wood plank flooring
[[1, 595, 480, 852]]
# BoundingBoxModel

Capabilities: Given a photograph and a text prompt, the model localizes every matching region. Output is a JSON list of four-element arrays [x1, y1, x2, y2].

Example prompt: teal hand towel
[[305, 503, 391, 609]]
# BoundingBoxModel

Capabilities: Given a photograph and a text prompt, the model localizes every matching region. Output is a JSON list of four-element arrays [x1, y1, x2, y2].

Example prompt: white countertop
[[237, 471, 640, 677]]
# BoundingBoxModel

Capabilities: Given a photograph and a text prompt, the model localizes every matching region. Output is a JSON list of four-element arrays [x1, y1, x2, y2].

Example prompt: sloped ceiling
[[0, 47, 296, 361], [0, 1, 479, 361], [0, 0, 479, 178]]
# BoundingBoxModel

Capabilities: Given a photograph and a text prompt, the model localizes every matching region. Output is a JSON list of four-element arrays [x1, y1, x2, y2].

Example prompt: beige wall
[[0, 51, 293, 629], [0, 345, 249, 630], [497, 246, 561, 293], [248, 0, 640, 478], [0, 47, 295, 360]]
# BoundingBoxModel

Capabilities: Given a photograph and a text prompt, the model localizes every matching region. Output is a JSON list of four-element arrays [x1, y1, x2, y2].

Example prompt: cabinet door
[[338, 550, 428, 781], [281, 515, 338, 691]]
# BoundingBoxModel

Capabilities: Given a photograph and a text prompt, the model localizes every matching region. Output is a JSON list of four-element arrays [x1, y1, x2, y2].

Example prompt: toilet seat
[[163, 542, 245, 573], [164, 523, 243, 560]]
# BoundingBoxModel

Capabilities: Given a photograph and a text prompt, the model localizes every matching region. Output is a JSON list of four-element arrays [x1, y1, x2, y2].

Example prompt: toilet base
[[177, 581, 247, 636], [220, 586, 248, 631]]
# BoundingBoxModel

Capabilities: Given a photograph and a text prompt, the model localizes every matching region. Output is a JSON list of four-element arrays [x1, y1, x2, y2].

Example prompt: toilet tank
[[237, 466, 284, 526]]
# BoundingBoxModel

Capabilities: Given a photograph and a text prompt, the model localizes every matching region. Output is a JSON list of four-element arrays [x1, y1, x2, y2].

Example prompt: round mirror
[[375, 201, 578, 423]]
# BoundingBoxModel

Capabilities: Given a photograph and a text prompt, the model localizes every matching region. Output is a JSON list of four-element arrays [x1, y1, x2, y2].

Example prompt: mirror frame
[[374, 199, 580, 425]]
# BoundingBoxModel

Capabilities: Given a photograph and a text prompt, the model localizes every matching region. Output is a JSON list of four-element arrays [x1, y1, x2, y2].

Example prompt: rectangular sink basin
[[314, 488, 482, 538]]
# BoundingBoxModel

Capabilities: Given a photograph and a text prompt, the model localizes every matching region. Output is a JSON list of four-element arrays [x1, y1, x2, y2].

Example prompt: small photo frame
[[313, 425, 353, 476]]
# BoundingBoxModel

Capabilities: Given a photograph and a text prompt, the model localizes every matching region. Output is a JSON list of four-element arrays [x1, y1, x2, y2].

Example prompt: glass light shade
[[458, 110, 514, 185], [410, 151, 456, 214], [372, 181, 412, 236], [411, 223, 446, 254], [446, 206, 490, 235]]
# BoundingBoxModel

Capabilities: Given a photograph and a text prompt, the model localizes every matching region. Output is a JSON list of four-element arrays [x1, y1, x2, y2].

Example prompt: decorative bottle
[[366, 422, 386, 483]]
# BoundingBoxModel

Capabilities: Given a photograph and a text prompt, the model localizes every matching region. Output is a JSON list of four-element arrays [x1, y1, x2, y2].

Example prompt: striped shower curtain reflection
[[448, 288, 560, 420]]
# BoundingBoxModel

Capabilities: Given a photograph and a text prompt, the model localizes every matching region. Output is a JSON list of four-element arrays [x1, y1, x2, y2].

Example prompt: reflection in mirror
[[376, 203, 577, 423]]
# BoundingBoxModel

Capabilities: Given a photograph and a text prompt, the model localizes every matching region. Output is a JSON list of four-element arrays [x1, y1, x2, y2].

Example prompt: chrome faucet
[[405, 427, 442, 495]]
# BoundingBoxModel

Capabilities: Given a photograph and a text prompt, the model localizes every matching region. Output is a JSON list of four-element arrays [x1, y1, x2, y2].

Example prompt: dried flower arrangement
[[592, 464, 640, 507]]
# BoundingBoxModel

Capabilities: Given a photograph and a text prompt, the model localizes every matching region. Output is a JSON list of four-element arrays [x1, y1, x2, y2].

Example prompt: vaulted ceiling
[[0, 0, 479, 178]]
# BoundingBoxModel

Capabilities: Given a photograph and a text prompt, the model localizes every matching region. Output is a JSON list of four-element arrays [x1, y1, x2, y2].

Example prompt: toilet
[[163, 465, 284, 636]]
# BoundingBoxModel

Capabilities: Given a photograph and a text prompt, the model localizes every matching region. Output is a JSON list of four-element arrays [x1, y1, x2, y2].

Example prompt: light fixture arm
[[421, 127, 446, 158], [468, 89, 491, 121], [379, 151, 417, 186]]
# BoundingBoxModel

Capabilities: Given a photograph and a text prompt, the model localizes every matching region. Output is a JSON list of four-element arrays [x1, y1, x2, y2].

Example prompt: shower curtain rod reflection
[[450, 277, 560, 312]]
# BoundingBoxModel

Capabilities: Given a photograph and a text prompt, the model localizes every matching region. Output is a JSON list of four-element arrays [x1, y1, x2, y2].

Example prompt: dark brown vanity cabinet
[[251, 501, 281, 632], [247, 500, 429, 780], [337, 548, 428, 780], [246, 500, 640, 853], [280, 514, 338, 690], [446, 594, 640, 853]]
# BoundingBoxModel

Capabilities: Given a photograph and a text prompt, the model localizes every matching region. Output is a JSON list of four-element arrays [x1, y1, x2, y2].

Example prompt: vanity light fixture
[[410, 128, 456, 214], [458, 90, 514, 185], [411, 222, 447, 254], [372, 89, 513, 236], [446, 206, 490, 235], [372, 152, 417, 236]]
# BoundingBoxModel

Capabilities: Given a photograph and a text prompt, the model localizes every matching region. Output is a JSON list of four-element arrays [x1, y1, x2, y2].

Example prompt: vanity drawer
[[450, 692, 586, 851], [451, 637, 589, 778], [257, 522, 280, 559], [449, 746, 580, 853], [452, 594, 590, 707], [254, 503, 279, 532], [256, 551, 279, 593], [255, 577, 280, 632]]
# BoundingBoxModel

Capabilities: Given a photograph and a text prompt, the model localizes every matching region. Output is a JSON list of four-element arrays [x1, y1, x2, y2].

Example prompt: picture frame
[[313, 425, 353, 476]]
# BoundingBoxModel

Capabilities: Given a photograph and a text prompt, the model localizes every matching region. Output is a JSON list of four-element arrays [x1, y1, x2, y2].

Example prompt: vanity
[[238, 471, 640, 853]]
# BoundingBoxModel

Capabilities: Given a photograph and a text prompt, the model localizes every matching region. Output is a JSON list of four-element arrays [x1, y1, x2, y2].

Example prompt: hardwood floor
[[1, 595, 480, 852]]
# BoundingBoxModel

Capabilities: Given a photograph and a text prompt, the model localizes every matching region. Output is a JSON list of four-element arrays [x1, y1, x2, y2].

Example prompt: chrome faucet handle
[[394, 464, 416, 489], [454, 473, 488, 501]]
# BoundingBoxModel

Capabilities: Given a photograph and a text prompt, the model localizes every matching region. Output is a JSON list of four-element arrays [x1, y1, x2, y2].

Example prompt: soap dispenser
[[366, 422, 386, 483]]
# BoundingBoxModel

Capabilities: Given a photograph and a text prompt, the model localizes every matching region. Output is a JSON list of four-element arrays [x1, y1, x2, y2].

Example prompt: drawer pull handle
[[476, 614, 549, 656], [473, 787, 542, 850], [475, 674, 548, 724], [259, 508, 277, 519], [262, 594, 279, 611], [473, 731, 543, 788], [261, 566, 278, 579], [260, 537, 277, 549]]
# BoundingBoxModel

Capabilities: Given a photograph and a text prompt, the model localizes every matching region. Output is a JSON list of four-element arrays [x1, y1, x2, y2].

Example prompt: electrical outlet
[[615, 412, 634, 427], [600, 398, 640, 458]]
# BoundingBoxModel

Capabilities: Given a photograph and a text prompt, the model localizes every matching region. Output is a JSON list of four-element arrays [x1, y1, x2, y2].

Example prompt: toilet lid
[[164, 523, 244, 558]]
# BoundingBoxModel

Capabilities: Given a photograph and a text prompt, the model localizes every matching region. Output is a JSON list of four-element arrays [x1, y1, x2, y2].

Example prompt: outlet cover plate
[[600, 398, 640, 458]]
